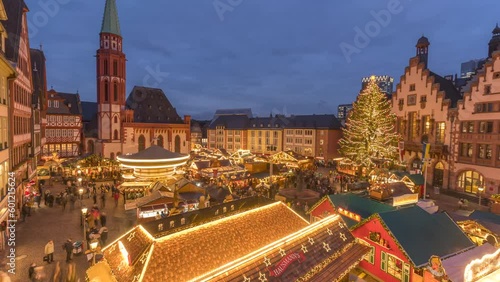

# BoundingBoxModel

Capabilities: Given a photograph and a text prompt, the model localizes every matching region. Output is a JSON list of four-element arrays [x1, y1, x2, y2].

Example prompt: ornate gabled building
[[2, 0, 36, 209], [92, 0, 190, 159], [30, 48, 47, 165], [391, 36, 462, 189], [450, 25, 500, 197], [44, 90, 83, 158]]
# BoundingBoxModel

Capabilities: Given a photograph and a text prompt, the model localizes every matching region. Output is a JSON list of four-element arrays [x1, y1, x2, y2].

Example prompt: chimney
[[184, 115, 191, 124]]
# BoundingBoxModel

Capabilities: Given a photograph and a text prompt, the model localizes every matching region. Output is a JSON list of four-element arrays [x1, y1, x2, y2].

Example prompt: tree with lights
[[339, 76, 400, 176]]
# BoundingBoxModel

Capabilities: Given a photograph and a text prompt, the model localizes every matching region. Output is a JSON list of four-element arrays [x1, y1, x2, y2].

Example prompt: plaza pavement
[[3, 178, 135, 282]]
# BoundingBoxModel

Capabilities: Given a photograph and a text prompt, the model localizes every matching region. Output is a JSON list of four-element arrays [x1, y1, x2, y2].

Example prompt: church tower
[[416, 35, 430, 69], [97, 0, 126, 147]]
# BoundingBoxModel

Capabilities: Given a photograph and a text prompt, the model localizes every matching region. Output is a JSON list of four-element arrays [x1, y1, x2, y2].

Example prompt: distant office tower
[[337, 104, 353, 121], [460, 59, 485, 78], [361, 75, 394, 96]]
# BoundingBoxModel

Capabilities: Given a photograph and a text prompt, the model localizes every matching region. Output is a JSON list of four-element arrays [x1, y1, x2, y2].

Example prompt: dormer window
[[409, 84, 416, 91], [484, 85, 491, 95], [54, 101, 59, 108]]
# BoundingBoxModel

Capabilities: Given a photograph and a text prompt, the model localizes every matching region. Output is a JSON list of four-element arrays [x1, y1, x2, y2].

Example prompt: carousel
[[116, 146, 190, 201]]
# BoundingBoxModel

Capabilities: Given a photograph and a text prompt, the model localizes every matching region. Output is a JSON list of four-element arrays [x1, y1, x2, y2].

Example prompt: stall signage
[[393, 193, 419, 207], [269, 252, 306, 277]]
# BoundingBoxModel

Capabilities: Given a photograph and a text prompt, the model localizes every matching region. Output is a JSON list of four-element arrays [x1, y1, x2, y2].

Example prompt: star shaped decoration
[[326, 228, 333, 235], [258, 272, 267, 282], [263, 256, 271, 267], [338, 221, 345, 229], [132, 274, 141, 282], [242, 274, 251, 282], [127, 232, 136, 242], [108, 244, 117, 253], [279, 248, 286, 257], [301, 244, 308, 253], [116, 261, 125, 272], [323, 242, 331, 252], [308, 237, 315, 245], [139, 252, 148, 264], [340, 232, 347, 242]]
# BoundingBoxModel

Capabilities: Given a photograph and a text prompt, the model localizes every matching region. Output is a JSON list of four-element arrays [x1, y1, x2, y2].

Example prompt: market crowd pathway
[[4, 179, 134, 282]]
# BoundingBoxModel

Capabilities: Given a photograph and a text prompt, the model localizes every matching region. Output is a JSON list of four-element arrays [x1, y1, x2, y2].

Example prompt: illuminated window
[[435, 122, 445, 143], [387, 254, 403, 280], [457, 171, 483, 194], [422, 116, 431, 135]]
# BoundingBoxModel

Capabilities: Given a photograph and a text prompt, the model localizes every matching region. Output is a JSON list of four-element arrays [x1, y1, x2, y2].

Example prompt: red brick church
[[84, 0, 191, 159]]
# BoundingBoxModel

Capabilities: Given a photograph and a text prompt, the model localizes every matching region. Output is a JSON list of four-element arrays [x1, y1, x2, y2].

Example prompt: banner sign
[[269, 252, 306, 277]]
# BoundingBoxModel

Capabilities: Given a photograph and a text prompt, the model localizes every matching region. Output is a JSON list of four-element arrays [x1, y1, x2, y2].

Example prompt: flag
[[421, 143, 431, 173], [398, 141, 405, 163]]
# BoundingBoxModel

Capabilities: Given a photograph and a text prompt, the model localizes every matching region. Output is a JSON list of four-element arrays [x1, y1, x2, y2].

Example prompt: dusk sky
[[27, 0, 499, 120]]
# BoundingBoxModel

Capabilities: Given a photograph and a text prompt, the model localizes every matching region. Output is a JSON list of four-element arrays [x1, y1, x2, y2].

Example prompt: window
[[113, 60, 117, 76], [407, 94, 416, 106], [479, 121, 493, 133], [486, 145, 492, 159], [113, 83, 118, 101], [113, 130, 118, 140], [319, 139, 324, 145], [54, 101, 59, 108], [484, 85, 491, 95], [387, 254, 403, 280], [420, 95, 427, 103], [157, 135, 164, 148], [436, 122, 445, 143], [47, 100, 51, 107], [104, 59, 108, 75], [478, 144, 488, 159], [409, 84, 416, 91], [104, 82, 109, 101], [460, 143, 474, 158], [408, 112, 417, 138], [398, 99, 404, 106], [422, 116, 431, 135], [457, 171, 484, 194], [138, 135, 146, 151]]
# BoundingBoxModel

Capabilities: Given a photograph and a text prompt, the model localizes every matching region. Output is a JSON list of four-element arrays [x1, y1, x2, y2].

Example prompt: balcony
[[404, 141, 448, 156], [458, 133, 500, 142]]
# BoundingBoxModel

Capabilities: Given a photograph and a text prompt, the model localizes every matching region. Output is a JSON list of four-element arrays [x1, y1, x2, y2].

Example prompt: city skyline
[[25, 0, 500, 119]]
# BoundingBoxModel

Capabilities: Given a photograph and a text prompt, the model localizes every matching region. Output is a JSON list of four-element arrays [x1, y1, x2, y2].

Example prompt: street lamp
[[478, 187, 485, 206], [81, 207, 88, 249], [89, 240, 99, 265]]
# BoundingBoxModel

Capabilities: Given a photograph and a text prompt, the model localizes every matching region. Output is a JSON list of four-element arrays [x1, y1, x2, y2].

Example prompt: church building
[[86, 0, 190, 159]]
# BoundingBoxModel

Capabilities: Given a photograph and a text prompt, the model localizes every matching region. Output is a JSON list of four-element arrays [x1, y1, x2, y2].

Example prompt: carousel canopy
[[117, 146, 189, 169]]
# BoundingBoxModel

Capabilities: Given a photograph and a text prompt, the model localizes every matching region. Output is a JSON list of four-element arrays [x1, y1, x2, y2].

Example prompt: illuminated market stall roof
[[91, 202, 369, 282], [441, 243, 500, 282], [116, 146, 189, 176]]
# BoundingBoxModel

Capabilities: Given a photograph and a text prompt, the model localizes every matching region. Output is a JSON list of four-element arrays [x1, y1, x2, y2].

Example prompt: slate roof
[[378, 206, 475, 267], [326, 194, 396, 228], [118, 145, 187, 160], [2, 0, 27, 63], [47, 91, 82, 115], [286, 114, 342, 129], [428, 71, 462, 107], [30, 49, 46, 109], [100, 0, 121, 36], [125, 86, 184, 124], [248, 115, 289, 129], [81, 101, 98, 122], [214, 108, 252, 118], [209, 115, 250, 129]]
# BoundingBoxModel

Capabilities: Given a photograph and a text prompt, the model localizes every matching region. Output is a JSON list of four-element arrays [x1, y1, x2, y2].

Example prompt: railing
[[142, 196, 275, 237], [458, 133, 500, 142], [404, 141, 448, 155]]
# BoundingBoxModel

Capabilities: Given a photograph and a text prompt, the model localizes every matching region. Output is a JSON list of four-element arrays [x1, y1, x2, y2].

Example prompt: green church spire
[[100, 0, 121, 36]]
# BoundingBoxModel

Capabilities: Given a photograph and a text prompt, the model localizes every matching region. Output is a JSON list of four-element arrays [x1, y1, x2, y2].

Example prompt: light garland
[[464, 248, 500, 282]]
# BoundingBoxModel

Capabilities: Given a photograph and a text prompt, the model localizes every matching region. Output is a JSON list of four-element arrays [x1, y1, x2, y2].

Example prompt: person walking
[[92, 193, 97, 205], [61, 194, 68, 212], [44, 240, 54, 264], [100, 212, 107, 227], [113, 192, 119, 207], [63, 239, 73, 263], [99, 226, 109, 246], [100, 192, 106, 209]]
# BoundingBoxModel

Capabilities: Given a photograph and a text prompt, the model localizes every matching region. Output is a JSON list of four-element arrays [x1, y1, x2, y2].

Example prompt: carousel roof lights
[[117, 155, 190, 163], [119, 163, 186, 169], [192, 214, 340, 282]]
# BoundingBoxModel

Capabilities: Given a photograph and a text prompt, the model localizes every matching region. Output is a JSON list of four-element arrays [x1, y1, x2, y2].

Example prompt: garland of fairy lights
[[296, 242, 354, 281]]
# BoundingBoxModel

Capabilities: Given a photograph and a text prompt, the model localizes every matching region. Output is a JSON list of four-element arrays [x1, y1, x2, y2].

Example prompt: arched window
[[114, 116, 118, 123], [110, 152, 115, 160], [457, 171, 484, 194], [157, 135, 164, 148], [138, 135, 146, 151], [104, 81, 109, 101], [113, 130, 118, 140], [103, 59, 108, 75], [174, 135, 181, 153], [113, 83, 118, 101]]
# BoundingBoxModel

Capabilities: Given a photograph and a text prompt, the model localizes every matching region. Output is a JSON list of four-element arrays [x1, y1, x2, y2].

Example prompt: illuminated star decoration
[[258, 271, 268, 282], [139, 252, 148, 264], [108, 244, 117, 253], [340, 232, 347, 242], [132, 274, 141, 282], [338, 221, 345, 229], [301, 244, 308, 253], [242, 274, 251, 282], [263, 256, 271, 266], [279, 248, 286, 257], [323, 242, 331, 252], [326, 228, 333, 235], [116, 261, 127, 272], [308, 237, 315, 245], [127, 232, 136, 242]]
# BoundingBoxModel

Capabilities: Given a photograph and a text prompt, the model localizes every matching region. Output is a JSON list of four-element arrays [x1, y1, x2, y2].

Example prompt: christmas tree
[[339, 76, 400, 175]]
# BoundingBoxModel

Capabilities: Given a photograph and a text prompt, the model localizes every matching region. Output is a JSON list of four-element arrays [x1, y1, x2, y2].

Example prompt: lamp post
[[478, 187, 484, 206], [81, 207, 87, 248], [89, 240, 99, 265]]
